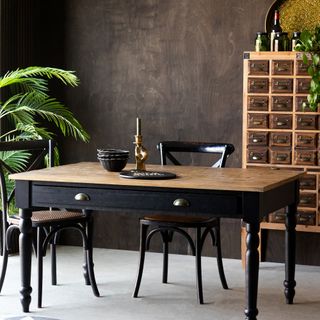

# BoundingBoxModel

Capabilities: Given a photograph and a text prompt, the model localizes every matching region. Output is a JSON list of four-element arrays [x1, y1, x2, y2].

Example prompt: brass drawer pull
[[300, 121, 312, 127], [276, 138, 287, 143], [300, 199, 312, 204], [276, 155, 288, 161], [253, 121, 263, 125], [75, 193, 90, 201], [252, 155, 262, 160], [276, 85, 288, 90], [301, 157, 312, 162], [252, 102, 266, 108], [276, 121, 287, 126], [275, 103, 288, 109], [252, 138, 262, 143], [300, 181, 313, 187], [173, 198, 190, 207]]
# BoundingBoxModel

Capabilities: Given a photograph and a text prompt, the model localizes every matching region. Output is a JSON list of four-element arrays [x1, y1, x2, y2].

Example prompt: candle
[[136, 117, 141, 135]]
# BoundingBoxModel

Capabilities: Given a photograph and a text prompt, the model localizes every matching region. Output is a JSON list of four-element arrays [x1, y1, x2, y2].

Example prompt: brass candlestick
[[134, 118, 148, 171]]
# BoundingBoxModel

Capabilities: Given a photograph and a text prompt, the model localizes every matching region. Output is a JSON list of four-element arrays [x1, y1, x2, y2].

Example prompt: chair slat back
[[157, 141, 234, 168], [0, 140, 55, 254]]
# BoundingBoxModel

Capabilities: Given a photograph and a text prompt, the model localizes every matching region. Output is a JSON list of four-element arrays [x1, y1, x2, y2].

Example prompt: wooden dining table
[[10, 162, 303, 320]]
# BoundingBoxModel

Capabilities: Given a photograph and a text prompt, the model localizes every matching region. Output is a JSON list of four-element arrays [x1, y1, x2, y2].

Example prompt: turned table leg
[[19, 208, 33, 312], [244, 221, 260, 320]]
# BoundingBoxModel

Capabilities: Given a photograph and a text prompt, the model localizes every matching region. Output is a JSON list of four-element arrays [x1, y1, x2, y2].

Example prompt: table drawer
[[32, 184, 242, 216]]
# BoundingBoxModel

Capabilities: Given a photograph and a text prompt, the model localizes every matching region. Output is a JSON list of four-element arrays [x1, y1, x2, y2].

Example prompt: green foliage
[[0, 66, 89, 190], [295, 27, 320, 111], [0, 66, 89, 142]]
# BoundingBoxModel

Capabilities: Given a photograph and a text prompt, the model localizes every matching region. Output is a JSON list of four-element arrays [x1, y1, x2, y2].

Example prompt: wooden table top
[[10, 162, 304, 193]]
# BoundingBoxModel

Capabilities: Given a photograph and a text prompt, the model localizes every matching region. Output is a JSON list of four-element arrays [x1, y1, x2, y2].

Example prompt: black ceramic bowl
[[98, 157, 128, 172]]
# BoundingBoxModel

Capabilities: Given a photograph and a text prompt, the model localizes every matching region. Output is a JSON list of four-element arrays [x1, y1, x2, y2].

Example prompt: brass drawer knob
[[173, 198, 190, 207], [74, 193, 90, 201]]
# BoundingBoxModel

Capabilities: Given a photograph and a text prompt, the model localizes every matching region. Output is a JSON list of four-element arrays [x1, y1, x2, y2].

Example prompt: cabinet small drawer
[[270, 148, 291, 164], [247, 132, 268, 146], [270, 132, 291, 147], [248, 60, 269, 75], [247, 148, 268, 164], [270, 114, 292, 129], [294, 150, 317, 166], [268, 208, 286, 223], [295, 132, 317, 148], [247, 96, 269, 111], [248, 114, 269, 129], [296, 78, 311, 93], [297, 210, 316, 225], [272, 60, 293, 75], [271, 96, 293, 111], [296, 115, 317, 130], [296, 60, 309, 75], [299, 193, 317, 208], [296, 96, 311, 111], [248, 78, 269, 93], [271, 78, 293, 93], [300, 174, 316, 190]]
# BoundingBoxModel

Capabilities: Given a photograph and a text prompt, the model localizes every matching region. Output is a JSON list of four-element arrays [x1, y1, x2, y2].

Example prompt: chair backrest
[[0, 139, 55, 254], [157, 141, 235, 168]]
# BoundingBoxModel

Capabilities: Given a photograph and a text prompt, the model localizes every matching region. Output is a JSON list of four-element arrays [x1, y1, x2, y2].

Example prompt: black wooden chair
[[0, 140, 99, 308], [133, 141, 235, 304]]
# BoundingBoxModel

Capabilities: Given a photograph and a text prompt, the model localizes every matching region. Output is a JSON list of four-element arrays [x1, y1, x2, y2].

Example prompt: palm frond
[[0, 150, 31, 172]]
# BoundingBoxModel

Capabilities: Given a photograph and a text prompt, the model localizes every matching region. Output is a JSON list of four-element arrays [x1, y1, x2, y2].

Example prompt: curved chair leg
[[133, 222, 149, 298], [195, 227, 204, 304], [83, 221, 90, 286], [37, 227, 44, 308], [0, 247, 8, 292], [210, 227, 228, 289]]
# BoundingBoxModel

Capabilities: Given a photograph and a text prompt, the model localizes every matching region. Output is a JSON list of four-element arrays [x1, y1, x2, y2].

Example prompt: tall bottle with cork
[[270, 9, 282, 51]]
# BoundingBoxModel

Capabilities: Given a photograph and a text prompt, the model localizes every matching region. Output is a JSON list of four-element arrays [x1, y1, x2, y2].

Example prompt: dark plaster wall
[[23, 0, 320, 264]]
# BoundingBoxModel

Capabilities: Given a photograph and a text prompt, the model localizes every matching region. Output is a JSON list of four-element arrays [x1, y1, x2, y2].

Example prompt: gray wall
[[30, 0, 320, 264]]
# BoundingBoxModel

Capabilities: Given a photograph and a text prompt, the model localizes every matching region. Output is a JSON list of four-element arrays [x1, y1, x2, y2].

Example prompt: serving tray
[[120, 170, 176, 180]]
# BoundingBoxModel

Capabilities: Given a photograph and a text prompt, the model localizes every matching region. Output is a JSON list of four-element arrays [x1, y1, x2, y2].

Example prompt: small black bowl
[[98, 157, 128, 172]]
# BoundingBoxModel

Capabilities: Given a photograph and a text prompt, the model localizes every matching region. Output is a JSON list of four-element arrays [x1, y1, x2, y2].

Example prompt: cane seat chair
[[133, 141, 235, 304], [0, 140, 99, 308]]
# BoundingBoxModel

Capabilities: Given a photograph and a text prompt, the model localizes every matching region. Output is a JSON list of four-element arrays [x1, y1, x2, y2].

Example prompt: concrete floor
[[1, 246, 320, 320]]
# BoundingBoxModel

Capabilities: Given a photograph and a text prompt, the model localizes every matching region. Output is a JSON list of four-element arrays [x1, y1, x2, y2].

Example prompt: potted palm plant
[[0, 66, 89, 166]]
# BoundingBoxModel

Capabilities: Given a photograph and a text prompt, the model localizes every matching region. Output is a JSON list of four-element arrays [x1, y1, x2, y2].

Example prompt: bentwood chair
[[133, 141, 235, 304], [0, 140, 99, 308]]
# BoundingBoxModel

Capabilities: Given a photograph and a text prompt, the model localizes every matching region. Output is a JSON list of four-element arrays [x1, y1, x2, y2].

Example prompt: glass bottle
[[291, 31, 301, 51], [255, 32, 269, 51], [270, 10, 282, 51]]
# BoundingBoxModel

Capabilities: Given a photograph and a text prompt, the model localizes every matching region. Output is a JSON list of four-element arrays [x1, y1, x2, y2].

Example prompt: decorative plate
[[265, 0, 320, 33]]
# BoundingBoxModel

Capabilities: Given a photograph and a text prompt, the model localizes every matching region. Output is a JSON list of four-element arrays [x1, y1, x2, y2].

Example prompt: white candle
[[136, 117, 141, 135]]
